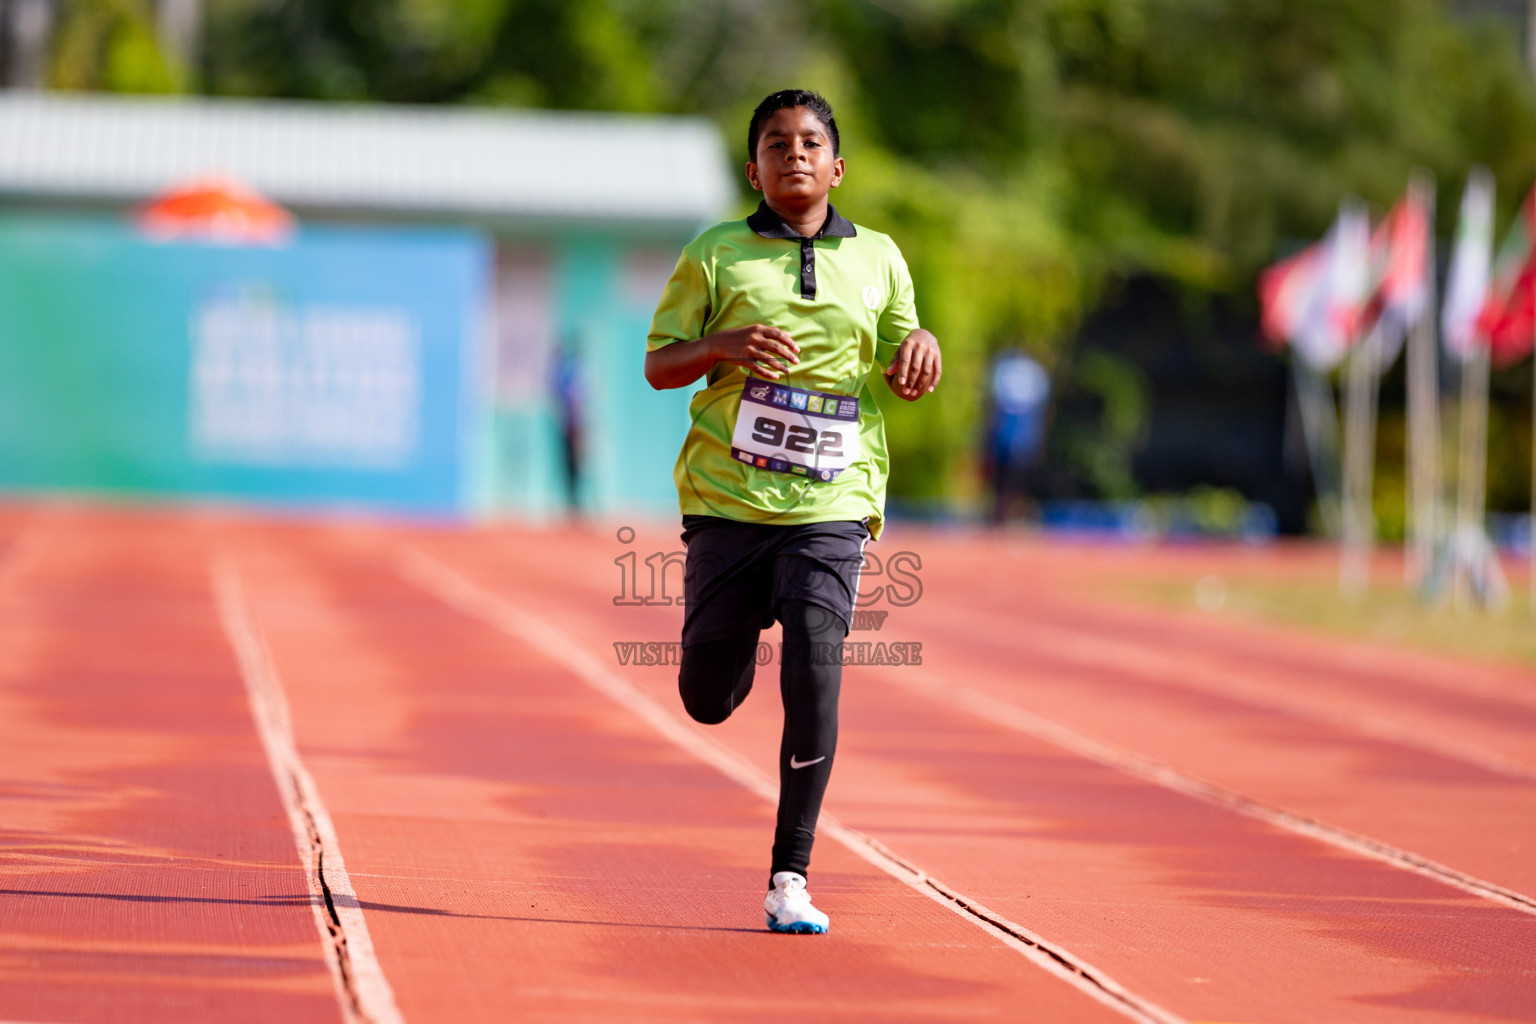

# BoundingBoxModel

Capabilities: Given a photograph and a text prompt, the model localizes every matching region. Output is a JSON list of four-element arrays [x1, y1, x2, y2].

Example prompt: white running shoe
[[764, 871, 829, 934]]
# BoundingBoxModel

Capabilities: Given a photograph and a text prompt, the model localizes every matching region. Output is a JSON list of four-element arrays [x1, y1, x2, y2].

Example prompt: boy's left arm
[[884, 329, 942, 401]]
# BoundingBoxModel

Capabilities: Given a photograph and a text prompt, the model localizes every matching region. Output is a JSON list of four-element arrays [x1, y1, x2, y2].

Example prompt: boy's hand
[[712, 324, 800, 379], [885, 329, 941, 400]]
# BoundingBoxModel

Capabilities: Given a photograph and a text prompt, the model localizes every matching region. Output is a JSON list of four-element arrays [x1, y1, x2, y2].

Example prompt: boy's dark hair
[[747, 89, 840, 159]]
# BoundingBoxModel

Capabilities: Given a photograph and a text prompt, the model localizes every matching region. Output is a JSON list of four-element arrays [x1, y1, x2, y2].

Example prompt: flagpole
[[1441, 166, 1498, 607], [1293, 359, 1342, 536], [1265, 198, 1363, 549], [1340, 325, 1380, 599], [1334, 195, 1381, 600], [1523, 287, 1536, 617], [1453, 346, 1490, 610], [1405, 172, 1440, 593]]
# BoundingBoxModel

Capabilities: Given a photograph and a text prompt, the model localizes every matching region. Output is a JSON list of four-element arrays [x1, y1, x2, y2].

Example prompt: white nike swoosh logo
[[789, 755, 826, 769]]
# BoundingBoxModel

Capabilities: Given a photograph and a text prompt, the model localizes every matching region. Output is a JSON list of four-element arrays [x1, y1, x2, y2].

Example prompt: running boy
[[645, 89, 940, 934]]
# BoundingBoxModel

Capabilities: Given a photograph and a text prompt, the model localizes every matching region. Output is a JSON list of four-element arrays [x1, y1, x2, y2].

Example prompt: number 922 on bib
[[729, 379, 861, 483]]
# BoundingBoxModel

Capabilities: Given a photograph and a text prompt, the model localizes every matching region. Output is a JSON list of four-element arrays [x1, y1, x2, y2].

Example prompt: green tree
[[85, 0, 1536, 508], [50, 0, 183, 92]]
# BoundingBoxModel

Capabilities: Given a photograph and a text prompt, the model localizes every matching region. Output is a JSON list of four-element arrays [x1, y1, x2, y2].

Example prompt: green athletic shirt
[[647, 201, 919, 540]]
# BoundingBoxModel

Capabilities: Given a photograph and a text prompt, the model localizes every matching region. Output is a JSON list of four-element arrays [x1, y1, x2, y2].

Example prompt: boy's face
[[747, 106, 844, 207]]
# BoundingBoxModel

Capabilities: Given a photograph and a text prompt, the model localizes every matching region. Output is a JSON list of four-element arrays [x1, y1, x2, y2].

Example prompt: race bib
[[730, 379, 861, 482]]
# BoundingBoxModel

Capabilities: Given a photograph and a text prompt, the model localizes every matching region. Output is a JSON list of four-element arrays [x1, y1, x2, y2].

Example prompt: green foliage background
[[43, 0, 1536, 509]]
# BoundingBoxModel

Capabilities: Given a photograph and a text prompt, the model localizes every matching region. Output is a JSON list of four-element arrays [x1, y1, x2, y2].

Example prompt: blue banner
[[0, 216, 491, 517]]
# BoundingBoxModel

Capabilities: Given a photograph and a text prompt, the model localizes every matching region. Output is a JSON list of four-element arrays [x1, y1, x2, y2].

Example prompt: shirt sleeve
[[875, 248, 919, 368], [646, 247, 713, 352]]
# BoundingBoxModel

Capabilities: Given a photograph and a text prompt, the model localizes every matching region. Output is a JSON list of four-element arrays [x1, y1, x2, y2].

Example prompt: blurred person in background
[[986, 350, 1050, 524], [644, 88, 940, 935], [551, 331, 585, 512]]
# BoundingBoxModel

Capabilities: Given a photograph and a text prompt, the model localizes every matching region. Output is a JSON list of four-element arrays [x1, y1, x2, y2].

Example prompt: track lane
[[224, 524, 1131, 1023], [928, 588, 1536, 778], [437, 521, 1536, 899], [937, 535, 1536, 720], [0, 512, 341, 1024], [19, 508, 1533, 1022], [873, 621, 1536, 900], [399, 521, 1536, 1023]]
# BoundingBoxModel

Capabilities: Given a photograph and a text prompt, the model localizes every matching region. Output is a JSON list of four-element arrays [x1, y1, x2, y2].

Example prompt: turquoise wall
[[490, 235, 693, 521], [0, 214, 696, 521]]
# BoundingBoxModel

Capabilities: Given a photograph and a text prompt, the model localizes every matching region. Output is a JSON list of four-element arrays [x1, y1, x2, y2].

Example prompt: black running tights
[[677, 599, 845, 882]]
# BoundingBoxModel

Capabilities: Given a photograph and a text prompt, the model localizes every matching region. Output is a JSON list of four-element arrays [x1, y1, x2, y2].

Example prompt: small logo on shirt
[[862, 285, 881, 310], [790, 392, 808, 410], [806, 395, 823, 413], [772, 389, 789, 406], [789, 755, 826, 769], [749, 384, 770, 401]]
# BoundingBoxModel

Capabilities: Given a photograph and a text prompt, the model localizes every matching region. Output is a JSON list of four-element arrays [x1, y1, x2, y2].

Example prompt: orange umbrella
[[135, 178, 295, 245]]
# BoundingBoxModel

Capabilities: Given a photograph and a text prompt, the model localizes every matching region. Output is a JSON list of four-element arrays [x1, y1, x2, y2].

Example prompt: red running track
[[0, 509, 338, 1023], [2, 505, 1534, 1023]]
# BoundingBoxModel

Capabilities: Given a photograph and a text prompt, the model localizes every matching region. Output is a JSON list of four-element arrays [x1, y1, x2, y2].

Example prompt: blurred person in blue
[[986, 351, 1050, 523], [551, 332, 585, 511]]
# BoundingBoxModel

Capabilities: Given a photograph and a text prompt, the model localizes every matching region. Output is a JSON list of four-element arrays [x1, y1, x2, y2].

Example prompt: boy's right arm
[[644, 325, 801, 390]]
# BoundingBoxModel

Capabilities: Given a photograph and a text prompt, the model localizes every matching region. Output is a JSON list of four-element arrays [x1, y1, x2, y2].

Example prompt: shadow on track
[[0, 887, 763, 933]]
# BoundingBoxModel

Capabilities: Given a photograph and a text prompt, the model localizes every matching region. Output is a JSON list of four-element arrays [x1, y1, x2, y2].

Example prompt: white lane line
[[213, 557, 405, 1024], [399, 547, 1183, 1024], [945, 604, 1536, 782], [869, 664, 1536, 918]]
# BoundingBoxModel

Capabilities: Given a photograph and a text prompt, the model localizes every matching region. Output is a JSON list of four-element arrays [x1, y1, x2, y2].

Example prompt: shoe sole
[[765, 913, 827, 934]]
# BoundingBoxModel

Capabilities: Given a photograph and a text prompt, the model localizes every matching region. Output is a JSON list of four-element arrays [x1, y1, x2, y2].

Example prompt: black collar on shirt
[[746, 200, 856, 300]]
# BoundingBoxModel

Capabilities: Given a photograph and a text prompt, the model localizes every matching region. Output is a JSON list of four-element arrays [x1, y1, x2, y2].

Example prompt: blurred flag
[[1259, 200, 1370, 371], [1442, 168, 1495, 363], [1476, 184, 1536, 365], [1259, 245, 1322, 345], [135, 178, 295, 245], [1360, 185, 1431, 365]]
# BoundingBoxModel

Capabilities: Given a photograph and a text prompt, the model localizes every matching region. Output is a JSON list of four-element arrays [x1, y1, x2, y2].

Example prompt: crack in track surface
[[294, 771, 364, 1020], [833, 826, 1175, 1012], [215, 558, 404, 1024], [399, 547, 1184, 1024]]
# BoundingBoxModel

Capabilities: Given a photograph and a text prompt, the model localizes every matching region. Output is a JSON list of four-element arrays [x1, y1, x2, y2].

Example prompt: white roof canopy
[[0, 92, 734, 228]]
